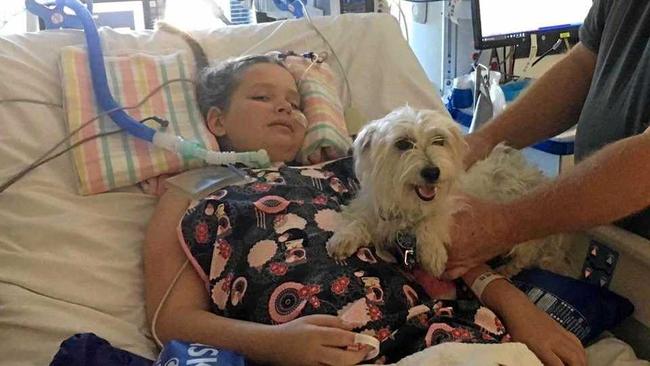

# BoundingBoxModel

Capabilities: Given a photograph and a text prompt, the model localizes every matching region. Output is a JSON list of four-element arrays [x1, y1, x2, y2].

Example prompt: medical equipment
[[271, 0, 307, 18], [25, 0, 271, 169], [25, 0, 93, 30], [470, 0, 590, 53], [165, 165, 255, 200]]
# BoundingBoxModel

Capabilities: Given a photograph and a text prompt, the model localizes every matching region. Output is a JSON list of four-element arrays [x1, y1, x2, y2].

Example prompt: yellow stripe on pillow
[[60, 47, 218, 195]]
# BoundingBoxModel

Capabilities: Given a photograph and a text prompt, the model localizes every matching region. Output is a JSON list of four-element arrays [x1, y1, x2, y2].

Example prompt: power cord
[[298, 0, 353, 109], [531, 38, 563, 68], [151, 259, 189, 348], [390, 0, 409, 43], [0, 7, 26, 31], [0, 77, 195, 194], [240, 19, 288, 56], [239, 2, 357, 111], [0, 98, 63, 108]]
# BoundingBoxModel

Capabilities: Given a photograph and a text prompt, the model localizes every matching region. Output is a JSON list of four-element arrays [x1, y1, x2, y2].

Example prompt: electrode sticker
[[353, 333, 380, 360]]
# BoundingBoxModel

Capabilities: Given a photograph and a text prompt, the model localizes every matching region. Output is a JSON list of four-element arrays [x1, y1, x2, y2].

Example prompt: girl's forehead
[[241, 63, 294, 82]]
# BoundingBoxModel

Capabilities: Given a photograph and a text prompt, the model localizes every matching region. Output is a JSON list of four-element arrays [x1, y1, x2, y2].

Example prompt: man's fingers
[[442, 266, 470, 280]]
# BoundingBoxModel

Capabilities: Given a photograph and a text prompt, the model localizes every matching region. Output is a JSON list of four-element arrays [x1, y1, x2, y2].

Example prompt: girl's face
[[207, 63, 306, 163]]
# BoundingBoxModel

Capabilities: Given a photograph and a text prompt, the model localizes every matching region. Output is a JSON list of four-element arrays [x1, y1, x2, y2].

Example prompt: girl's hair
[[196, 54, 288, 119], [155, 24, 290, 119]]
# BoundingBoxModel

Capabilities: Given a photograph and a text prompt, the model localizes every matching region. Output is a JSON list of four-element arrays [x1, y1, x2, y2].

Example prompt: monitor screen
[[471, 0, 593, 50]]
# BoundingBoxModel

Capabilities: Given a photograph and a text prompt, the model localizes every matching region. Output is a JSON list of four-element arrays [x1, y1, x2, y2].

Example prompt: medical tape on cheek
[[293, 110, 308, 128]]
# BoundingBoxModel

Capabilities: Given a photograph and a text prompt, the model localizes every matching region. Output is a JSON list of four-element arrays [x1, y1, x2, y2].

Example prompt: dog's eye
[[432, 136, 445, 146], [394, 139, 414, 151]]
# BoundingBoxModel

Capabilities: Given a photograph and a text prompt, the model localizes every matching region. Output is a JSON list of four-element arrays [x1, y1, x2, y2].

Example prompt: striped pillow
[[283, 56, 353, 164], [60, 47, 218, 195]]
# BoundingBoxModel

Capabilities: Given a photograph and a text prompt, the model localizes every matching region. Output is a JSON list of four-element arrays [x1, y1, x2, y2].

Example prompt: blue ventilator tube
[[56, 0, 271, 168]]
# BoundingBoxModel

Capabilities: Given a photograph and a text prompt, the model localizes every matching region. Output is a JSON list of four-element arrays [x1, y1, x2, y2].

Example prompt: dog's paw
[[326, 224, 370, 259], [326, 232, 363, 259], [417, 242, 449, 278]]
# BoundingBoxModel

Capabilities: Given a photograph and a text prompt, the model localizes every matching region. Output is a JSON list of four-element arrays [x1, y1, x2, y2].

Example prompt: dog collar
[[394, 231, 417, 270], [378, 209, 423, 224]]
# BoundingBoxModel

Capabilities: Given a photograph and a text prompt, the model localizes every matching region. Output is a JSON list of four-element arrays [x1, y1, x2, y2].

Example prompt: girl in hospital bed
[[143, 54, 586, 365]]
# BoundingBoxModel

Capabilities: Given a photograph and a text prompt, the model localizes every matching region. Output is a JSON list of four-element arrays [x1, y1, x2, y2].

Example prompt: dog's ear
[[353, 123, 377, 156]]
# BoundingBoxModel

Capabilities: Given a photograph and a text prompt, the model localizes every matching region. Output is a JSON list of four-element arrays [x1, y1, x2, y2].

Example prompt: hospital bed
[[0, 12, 648, 365]]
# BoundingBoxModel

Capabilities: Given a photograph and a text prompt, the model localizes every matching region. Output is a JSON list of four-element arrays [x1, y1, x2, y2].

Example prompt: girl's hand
[[264, 315, 371, 366], [503, 296, 587, 366]]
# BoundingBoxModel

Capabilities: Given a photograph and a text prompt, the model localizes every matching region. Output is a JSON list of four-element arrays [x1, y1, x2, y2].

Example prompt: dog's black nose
[[420, 167, 440, 183]]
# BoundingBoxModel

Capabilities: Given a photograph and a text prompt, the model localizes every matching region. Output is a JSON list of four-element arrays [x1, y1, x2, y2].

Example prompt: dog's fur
[[326, 105, 572, 277]]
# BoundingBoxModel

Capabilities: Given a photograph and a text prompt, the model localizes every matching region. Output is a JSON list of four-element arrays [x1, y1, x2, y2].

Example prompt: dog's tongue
[[415, 185, 437, 201]]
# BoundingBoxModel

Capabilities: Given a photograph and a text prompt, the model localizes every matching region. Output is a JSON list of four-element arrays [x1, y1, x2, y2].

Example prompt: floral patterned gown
[[178, 157, 508, 363]]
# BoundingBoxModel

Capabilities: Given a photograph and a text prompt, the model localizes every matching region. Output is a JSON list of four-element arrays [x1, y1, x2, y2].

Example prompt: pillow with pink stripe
[[283, 55, 353, 164], [59, 47, 219, 195]]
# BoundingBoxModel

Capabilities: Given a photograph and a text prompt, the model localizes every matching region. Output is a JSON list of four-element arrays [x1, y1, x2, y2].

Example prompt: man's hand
[[443, 195, 512, 279], [463, 132, 496, 169], [264, 315, 371, 366]]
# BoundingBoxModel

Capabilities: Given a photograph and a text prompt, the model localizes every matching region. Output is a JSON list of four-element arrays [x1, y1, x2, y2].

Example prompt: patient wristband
[[470, 271, 507, 302]]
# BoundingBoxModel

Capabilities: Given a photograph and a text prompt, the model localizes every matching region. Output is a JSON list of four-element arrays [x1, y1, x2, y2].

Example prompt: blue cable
[[62, 0, 156, 142], [24, 0, 273, 168]]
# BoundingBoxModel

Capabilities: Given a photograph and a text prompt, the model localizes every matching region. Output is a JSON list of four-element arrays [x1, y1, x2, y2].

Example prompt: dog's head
[[353, 105, 467, 215]]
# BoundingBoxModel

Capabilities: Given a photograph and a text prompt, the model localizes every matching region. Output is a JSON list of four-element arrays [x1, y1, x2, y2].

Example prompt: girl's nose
[[276, 100, 292, 114]]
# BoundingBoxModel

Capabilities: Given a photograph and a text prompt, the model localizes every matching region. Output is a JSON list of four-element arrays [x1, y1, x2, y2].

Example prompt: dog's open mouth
[[414, 185, 437, 201]]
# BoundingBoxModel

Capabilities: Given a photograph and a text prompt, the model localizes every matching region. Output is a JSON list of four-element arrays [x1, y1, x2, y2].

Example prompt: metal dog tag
[[395, 231, 417, 270]]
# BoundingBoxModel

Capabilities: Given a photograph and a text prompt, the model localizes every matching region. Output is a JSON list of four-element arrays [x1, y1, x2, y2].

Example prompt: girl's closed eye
[[251, 95, 270, 101]]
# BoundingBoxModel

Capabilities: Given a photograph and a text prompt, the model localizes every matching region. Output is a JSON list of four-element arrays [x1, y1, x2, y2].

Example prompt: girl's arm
[[462, 265, 587, 366], [143, 190, 369, 366]]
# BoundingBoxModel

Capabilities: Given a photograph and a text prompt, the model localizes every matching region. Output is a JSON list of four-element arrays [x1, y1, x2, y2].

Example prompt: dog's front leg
[[326, 218, 371, 260], [415, 222, 449, 278]]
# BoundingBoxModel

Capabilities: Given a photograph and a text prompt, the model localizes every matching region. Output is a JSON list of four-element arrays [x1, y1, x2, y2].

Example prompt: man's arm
[[448, 129, 650, 273], [466, 43, 597, 167], [502, 128, 650, 243]]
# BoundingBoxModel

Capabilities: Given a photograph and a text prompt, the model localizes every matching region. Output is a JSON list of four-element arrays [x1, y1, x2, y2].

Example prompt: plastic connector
[[152, 132, 271, 168]]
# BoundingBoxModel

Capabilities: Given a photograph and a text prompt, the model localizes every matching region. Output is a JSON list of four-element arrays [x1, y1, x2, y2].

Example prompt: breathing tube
[[29, 0, 270, 168]]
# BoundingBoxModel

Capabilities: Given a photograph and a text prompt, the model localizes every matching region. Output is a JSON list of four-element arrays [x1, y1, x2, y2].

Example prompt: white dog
[[326, 105, 572, 278]]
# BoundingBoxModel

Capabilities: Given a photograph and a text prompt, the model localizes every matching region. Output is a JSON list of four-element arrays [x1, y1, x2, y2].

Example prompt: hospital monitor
[[471, 0, 592, 50]]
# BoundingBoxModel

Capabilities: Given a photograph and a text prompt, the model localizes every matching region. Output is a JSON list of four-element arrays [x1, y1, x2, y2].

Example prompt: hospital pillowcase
[[59, 47, 217, 195], [59, 47, 352, 195], [283, 55, 353, 164]]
